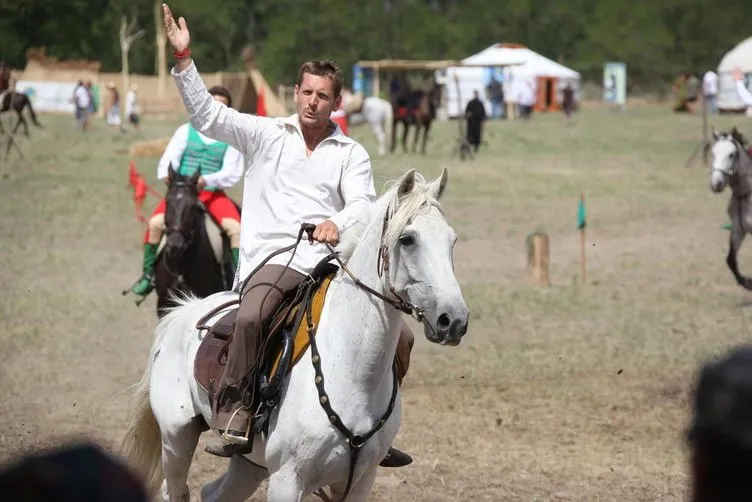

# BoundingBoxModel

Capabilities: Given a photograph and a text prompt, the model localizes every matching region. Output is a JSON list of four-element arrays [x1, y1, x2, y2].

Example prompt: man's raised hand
[[162, 3, 190, 54]]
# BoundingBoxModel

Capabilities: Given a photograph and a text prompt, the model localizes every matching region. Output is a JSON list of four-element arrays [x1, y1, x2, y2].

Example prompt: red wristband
[[173, 48, 191, 60]]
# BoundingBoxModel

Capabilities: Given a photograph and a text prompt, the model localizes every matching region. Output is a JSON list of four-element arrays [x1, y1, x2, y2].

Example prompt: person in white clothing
[[702, 70, 719, 114], [161, 3, 414, 467], [129, 85, 244, 297], [125, 84, 139, 129], [733, 67, 752, 108], [73, 82, 91, 130]]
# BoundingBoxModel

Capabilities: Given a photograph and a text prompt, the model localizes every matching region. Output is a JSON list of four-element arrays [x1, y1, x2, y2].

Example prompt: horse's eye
[[399, 235, 415, 246]]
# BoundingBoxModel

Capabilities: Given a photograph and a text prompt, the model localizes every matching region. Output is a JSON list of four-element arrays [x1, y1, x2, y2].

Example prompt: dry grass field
[[2, 105, 752, 501]]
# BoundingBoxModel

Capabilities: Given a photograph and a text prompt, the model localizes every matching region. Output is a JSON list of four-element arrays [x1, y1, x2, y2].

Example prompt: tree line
[[1, 0, 750, 92]]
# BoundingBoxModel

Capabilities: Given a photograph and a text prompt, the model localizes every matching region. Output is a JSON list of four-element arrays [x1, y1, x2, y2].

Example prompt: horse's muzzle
[[433, 307, 469, 346]]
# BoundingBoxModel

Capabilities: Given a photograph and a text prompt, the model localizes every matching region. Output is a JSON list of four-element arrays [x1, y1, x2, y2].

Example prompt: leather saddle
[[193, 260, 339, 433]]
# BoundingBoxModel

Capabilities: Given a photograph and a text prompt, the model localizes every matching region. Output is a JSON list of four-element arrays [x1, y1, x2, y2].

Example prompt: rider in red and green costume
[[131, 86, 244, 296]]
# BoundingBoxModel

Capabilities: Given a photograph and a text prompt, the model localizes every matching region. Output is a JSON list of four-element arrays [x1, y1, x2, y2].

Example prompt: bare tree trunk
[[120, 15, 146, 120]]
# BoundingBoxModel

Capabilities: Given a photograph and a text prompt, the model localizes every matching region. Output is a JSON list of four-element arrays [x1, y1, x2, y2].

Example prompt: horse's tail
[[23, 96, 42, 128], [119, 344, 163, 496]]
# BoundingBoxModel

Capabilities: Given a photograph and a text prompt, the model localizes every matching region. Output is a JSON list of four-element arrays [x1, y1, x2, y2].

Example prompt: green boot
[[231, 248, 239, 272], [131, 243, 158, 296]]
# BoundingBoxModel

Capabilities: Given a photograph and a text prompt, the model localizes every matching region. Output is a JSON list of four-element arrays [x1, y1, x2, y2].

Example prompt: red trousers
[[143, 190, 240, 243]]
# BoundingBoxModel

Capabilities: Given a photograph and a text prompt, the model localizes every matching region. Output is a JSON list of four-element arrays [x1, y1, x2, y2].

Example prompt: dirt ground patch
[[1, 107, 751, 500]]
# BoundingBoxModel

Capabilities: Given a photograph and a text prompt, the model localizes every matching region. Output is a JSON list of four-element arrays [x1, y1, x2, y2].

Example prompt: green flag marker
[[577, 194, 586, 230]]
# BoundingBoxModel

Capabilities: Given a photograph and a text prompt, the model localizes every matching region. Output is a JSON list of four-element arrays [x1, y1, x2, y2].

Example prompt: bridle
[[712, 136, 752, 201], [163, 180, 201, 277]]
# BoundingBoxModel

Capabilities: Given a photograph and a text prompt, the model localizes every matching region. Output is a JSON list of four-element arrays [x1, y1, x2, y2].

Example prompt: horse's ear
[[397, 169, 416, 199], [712, 127, 719, 141], [167, 163, 175, 184], [428, 167, 448, 201]]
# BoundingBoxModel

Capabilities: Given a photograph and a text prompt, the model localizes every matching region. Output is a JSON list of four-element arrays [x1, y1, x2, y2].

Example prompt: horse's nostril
[[437, 313, 450, 330]]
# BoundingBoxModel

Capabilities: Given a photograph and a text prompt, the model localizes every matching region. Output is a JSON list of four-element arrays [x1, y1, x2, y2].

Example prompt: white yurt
[[438, 43, 581, 118], [717, 36, 752, 112]]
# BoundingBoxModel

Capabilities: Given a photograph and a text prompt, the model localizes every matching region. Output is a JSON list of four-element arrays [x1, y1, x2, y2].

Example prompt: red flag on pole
[[256, 87, 266, 117], [128, 160, 139, 188]]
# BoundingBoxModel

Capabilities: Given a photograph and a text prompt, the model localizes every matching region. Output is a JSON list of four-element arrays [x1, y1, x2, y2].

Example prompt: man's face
[[294, 73, 341, 129], [212, 94, 230, 107]]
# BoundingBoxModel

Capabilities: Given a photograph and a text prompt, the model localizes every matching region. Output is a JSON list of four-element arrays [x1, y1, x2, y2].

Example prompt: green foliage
[[0, 0, 750, 91]]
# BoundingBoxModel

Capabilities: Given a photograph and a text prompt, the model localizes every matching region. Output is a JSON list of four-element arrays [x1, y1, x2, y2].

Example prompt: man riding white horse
[[130, 85, 244, 298], [162, 3, 414, 466]]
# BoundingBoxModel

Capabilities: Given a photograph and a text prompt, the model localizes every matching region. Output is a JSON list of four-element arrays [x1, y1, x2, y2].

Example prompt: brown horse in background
[[0, 60, 43, 138], [390, 82, 441, 155]]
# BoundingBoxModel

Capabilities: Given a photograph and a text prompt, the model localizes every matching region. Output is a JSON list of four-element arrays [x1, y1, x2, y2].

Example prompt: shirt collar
[[280, 113, 354, 145]]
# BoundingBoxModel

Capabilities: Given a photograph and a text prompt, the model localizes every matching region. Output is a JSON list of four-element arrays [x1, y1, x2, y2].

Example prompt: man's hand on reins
[[312, 220, 339, 245]]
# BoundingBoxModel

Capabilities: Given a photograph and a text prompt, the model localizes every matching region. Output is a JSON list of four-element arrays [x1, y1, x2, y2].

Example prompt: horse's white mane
[[337, 171, 442, 262]]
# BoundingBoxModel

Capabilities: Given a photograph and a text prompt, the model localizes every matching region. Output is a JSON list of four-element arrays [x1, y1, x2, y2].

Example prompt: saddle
[[193, 261, 339, 434]]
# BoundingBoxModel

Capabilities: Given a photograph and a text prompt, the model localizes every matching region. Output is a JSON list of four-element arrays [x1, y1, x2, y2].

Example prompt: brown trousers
[[212, 264, 415, 431], [214, 264, 306, 429]]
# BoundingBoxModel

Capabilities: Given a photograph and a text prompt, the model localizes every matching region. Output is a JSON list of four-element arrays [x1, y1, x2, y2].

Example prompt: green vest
[[177, 125, 229, 191]]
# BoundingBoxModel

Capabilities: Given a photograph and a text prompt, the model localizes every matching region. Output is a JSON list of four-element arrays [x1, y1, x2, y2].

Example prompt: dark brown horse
[[390, 83, 441, 155], [0, 61, 42, 138], [0, 92, 43, 138], [153, 167, 238, 318]]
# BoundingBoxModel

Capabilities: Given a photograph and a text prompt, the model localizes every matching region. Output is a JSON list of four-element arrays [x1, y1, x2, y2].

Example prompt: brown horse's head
[[164, 165, 202, 264]]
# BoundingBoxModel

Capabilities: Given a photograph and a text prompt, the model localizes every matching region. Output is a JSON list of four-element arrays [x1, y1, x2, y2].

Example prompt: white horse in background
[[341, 89, 392, 156], [120, 168, 470, 502]]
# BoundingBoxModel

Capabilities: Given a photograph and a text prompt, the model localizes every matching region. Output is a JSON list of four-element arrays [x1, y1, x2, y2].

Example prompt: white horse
[[120, 168, 470, 502], [341, 89, 393, 157]]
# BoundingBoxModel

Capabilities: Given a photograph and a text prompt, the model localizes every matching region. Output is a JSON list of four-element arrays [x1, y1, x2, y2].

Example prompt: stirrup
[[220, 406, 252, 445]]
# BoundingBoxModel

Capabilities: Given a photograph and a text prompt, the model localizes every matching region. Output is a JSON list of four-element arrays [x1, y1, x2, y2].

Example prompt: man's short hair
[[208, 85, 233, 109], [296, 60, 344, 98]]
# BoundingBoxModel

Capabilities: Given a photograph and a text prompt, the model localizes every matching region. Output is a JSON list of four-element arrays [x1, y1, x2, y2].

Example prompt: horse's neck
[[317, 212, 402, 400], [734, 149, 752, 196]]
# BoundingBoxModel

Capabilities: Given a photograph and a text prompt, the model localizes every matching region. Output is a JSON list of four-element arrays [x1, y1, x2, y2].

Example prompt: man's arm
[[327, 144, 377, 233], [201, 145, 244, 189], [156, 124, 188, 181], [171, 61, 268, 158]]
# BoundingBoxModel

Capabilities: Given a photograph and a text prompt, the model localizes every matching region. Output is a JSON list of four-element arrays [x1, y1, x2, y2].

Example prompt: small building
[[440, 43, 581, 118]]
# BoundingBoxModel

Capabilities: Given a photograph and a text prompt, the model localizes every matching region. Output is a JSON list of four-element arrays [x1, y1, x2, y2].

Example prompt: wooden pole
[[526, 231, 550, 286], [702, 91, 709, 168], [579, 192, 587, 284]]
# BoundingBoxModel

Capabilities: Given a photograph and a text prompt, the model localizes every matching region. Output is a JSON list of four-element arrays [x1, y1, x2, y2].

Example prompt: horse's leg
[[200, 455, 268, 502], [401, 121, 409, 153], [421, 121, 432, 155], [11, 112, 24, 137], [266, 465, 306, 502], [412, 121, 423, 153], [372, 121, 386, 156], [390, 117, 397, 153], [157, 420, 202, 502], [726, 215, 752, 290], [328, 465, 378, 502]]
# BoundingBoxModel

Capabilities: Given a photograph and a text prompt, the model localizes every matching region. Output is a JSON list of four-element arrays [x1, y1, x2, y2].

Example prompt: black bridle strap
[[304, 288, 399, 501]]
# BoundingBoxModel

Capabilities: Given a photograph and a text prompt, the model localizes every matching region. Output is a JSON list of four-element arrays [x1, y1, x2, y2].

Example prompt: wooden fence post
[[526, 231, 550, 286]]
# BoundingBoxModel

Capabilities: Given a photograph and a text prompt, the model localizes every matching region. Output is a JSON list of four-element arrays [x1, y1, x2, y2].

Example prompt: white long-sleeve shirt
[[737, 80, 752, 107], [156, 123, 244, 189], [171, 60, 376, 279]]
